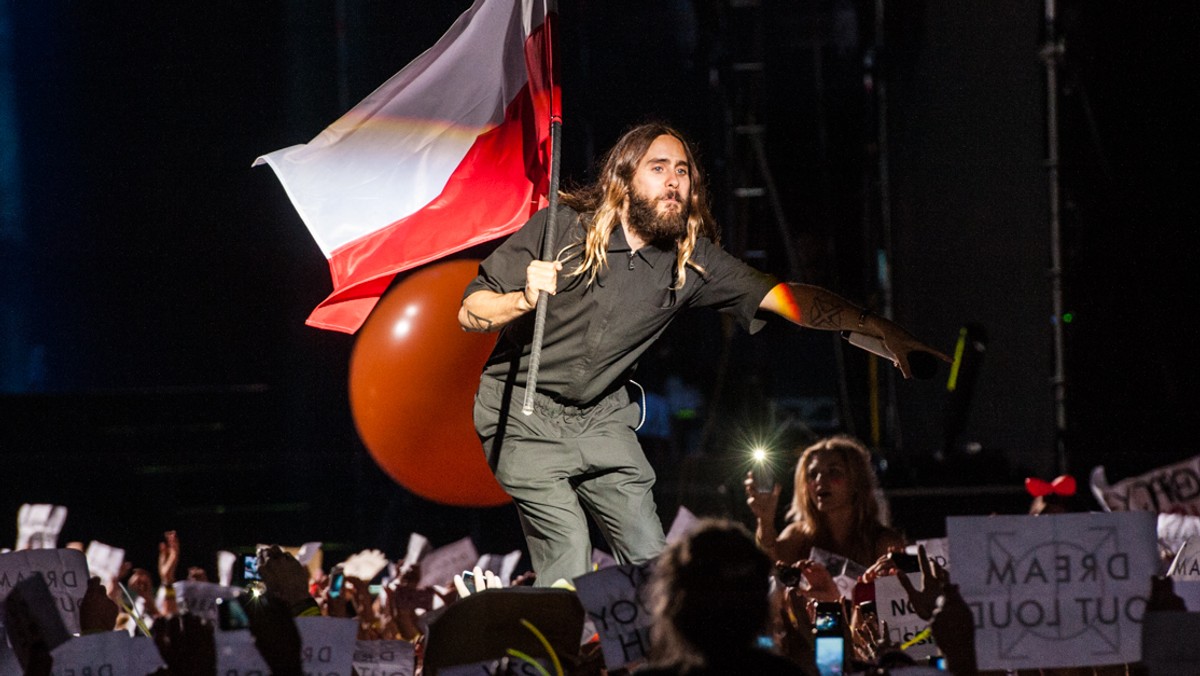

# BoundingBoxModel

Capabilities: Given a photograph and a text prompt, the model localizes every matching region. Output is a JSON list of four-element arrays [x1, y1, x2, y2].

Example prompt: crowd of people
[[3, 432, 1191, 676]]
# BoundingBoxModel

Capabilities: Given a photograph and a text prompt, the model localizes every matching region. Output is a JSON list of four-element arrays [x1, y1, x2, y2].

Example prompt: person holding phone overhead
[[746, 434, 906, 568], [461, 122, 944, 587]]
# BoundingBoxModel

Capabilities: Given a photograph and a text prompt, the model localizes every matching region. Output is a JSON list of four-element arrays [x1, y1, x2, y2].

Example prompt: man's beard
[[627, 191, 688, 246]]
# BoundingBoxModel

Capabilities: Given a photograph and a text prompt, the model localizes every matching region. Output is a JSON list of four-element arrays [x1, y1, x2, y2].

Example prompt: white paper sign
[[809, 547, 866, 600], [173, 580, 240, 623], [403, 533, 431, 568], [905, 538, 950, 570], [1141, 611, 1200, 676], [215, 628, 270, 674], [591, 548, 617, 571], [1168, 536, 1200, 578], [342, 549, 390, 581], [0, 548, 90, 634], [50, 631, 165, 676], [295, 616, 357, 675], [874, 574, 940, 660], [665, 505, 698, 544], [947, 511, 1158, 671], [1091, 457, 1200, 515], [475, 550, 522, 586], [16, 504, 68, 550], [418, 537, 479, 588], [85, 541, 125, 588], [1158, 513, 1200, 554], [353, 640, 415, 676], [573, 563, 654, 670]]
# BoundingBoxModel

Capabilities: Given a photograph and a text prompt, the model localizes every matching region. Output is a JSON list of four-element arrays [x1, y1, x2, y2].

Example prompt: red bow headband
[[1025, 475, 1076, 498]]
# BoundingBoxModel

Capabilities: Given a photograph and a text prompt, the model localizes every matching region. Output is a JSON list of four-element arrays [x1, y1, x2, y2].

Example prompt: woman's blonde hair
[[788, 434, 889, 564], [560, 122, 719, 289]]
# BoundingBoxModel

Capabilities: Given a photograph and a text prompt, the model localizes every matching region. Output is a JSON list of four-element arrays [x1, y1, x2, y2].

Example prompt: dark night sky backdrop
[[1, 1, 1196, 567]]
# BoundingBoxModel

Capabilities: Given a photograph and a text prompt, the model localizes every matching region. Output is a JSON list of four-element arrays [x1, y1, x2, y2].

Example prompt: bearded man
[[459, 122, 942, 586]]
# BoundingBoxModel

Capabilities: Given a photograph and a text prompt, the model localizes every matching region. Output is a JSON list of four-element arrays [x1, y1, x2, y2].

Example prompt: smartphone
[[329, 566, 346, 599], [813, 602, 845, 676], [241, 554, 262, 582], [217, 596, 250, 631], [888, 551, 921, 574], [751, 464, 776, 493], [461, 570, 477, 595]]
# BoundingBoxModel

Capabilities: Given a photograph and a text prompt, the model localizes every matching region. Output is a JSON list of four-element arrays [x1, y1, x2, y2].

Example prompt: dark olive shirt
[[464, 205, 778, 406]]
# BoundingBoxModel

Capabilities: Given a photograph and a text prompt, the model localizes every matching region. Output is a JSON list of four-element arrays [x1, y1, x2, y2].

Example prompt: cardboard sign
[[874, 573, 940, 661], [173, 581, 240, 624], [665, 505, 698, 544], [0, 548, 89, 634], [1141, 610, 1200, 676], [215, 628, 270, 674], [947, 511, 1158, 671], [1091, 457, 1200, 515], [573, 563, 654, 670], [16, 504, 68, 550], [418, 538, 479, 588], [50, 631, 165, 676], [353, 640, 415, 676], [295, 617, 357, 675]]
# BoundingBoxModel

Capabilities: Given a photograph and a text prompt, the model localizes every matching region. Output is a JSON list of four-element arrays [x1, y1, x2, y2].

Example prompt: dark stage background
[[1, 1, 1196, 574]]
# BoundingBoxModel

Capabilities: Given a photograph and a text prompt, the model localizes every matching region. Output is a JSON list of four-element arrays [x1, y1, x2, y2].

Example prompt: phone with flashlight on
[[750, 446, 776, 493]]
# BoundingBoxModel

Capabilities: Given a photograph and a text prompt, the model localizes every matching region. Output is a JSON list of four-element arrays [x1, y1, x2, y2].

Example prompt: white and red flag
[[255, 0, 560, 333]]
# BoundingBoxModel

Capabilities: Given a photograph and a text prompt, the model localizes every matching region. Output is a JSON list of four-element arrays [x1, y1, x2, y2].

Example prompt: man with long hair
[[459, 122, 942, 586]]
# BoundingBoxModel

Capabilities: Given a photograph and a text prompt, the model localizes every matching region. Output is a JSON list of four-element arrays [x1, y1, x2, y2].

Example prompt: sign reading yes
[[948, 511, 1157, 671]]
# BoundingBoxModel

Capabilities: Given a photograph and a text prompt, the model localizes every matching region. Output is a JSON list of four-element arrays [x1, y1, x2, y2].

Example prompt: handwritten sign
[[419, 537, 479, 588], [0, 548, 89, 634], [573, 563, 654, 670], [173, 581, 240, 623], [1091, 456, 1200, 515], [295, 617, 357, 675], [50, 631, 165, 676], [353, 640, 414, 676], [948, 511, 1157, 671], [85, 541, 125, 589], [905, 538, 950, 570], [215, 628, 270, 674], [875, 573, 939, 661]]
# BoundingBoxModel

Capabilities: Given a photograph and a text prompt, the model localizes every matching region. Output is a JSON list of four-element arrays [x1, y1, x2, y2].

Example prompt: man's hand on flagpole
[[459, 260, 561, 333], [520, 259, 561, 311]]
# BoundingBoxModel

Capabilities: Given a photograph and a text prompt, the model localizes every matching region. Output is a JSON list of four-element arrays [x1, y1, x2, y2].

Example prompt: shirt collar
[[609, 223, 674, 269]]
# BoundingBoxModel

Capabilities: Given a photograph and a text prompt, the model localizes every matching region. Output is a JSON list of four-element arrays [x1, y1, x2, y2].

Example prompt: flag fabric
[[255, 0, 560, 333]]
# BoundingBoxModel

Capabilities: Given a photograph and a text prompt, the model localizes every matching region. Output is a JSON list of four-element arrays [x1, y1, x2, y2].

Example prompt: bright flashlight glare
[[751, 447, 767, 463]]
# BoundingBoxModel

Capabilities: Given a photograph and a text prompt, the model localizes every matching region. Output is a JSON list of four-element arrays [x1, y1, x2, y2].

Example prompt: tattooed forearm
[[805, 295, 845, 329], [463, 310, 495, 332]]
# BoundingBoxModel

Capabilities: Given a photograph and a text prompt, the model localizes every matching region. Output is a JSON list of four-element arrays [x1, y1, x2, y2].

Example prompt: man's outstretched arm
[[759, 282, 950, 379]]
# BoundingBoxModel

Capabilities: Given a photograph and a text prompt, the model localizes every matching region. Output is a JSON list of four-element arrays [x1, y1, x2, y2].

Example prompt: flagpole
[[522, 118, 562, 416]]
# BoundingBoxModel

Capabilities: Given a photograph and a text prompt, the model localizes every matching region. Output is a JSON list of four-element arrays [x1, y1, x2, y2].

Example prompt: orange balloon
[[349, 259, 510, 507]]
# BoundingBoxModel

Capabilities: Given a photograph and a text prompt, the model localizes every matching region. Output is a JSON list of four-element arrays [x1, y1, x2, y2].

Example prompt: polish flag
[[255, 0, 560, 333]]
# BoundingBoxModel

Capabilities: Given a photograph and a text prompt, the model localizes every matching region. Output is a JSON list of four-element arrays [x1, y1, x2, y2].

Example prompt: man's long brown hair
[[559, 122, 719, 289]]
